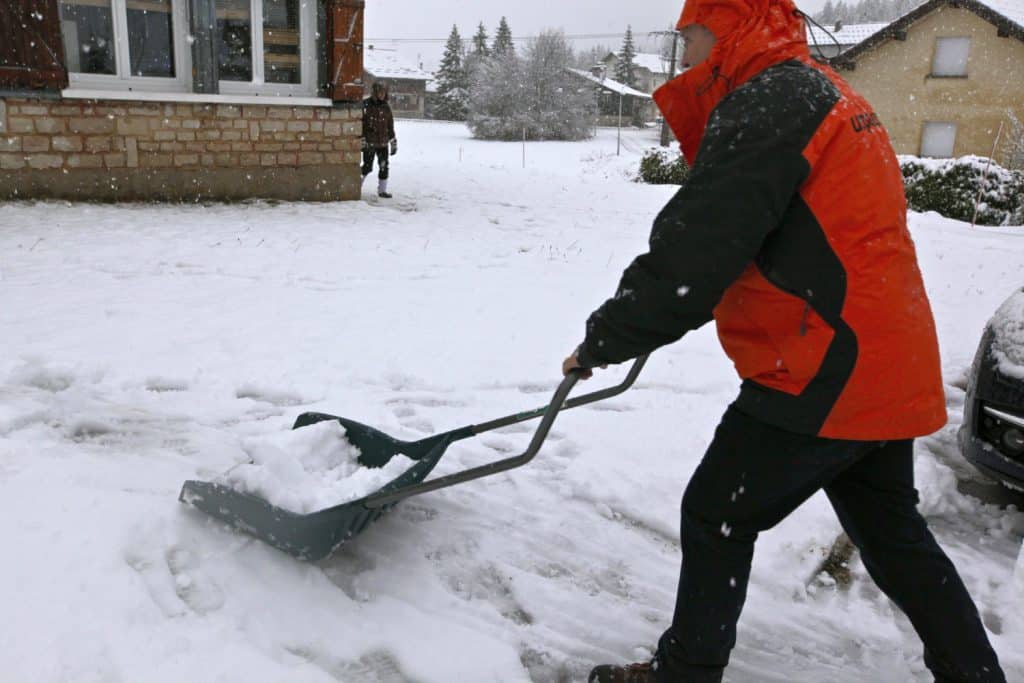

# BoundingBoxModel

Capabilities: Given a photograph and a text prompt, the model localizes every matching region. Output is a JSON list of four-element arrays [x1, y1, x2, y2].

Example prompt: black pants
[[657, 406, 1004, 683], [361, 146, 389, 180]]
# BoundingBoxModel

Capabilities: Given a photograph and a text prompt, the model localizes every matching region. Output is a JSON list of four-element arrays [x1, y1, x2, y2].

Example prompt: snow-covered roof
[[982, 0, 1024, 29], [566, 69, 652, 99], [805, 22, 888, 47], [632, 53, 671, 75], [362, 50, 432, 81]]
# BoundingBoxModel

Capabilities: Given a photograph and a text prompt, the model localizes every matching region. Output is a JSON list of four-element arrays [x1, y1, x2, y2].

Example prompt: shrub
[[900, 155, 1024, 226], [638, 148, 689, 185]]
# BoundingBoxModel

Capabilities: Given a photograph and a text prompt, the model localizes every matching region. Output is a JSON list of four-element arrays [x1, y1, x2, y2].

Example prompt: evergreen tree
[[467, 49, 524, 140], [614, 25, 638, 89], [468, 30, 594, 141], [492, 17, 514, 56], [472, 22, 490, 57], [820, 0, 836, 22], [464, 20, 490, 82], [435, 25, 469, 121]]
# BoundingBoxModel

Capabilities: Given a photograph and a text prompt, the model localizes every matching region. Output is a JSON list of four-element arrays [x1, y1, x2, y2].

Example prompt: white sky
[[365, 0, 830, 70]]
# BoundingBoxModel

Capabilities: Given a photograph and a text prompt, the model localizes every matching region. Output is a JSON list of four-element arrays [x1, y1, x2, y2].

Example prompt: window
[[921, 121, 957, 158], [216, 0, 316, 96], [57, 0, 317, 96], [390, 92, 418, 111], [59, 0, 189, 90], [931, 37, 970, 77]]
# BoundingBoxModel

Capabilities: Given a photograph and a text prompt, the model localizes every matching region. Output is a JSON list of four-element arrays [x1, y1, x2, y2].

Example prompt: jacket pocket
[[772, 297, 835, 391]]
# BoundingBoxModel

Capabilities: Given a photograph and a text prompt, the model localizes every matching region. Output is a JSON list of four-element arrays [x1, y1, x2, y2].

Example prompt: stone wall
[[0, 96, 363, 201]]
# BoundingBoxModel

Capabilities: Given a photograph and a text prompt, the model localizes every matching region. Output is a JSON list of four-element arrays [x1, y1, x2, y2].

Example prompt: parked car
[[959, 287, 1024, 492]]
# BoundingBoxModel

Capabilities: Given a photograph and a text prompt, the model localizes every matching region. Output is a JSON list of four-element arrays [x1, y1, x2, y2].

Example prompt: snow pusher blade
[[179, 355, 648, 560]]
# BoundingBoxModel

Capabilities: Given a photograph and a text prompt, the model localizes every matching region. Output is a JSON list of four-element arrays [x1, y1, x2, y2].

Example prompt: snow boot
[[378, 179, 392, 199], [588, 661, 659, 683]]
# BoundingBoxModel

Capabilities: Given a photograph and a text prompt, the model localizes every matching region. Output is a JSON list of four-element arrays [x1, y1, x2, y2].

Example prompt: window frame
[[217, 0, 318, 98], [61, 0, 192, 92], [929, 36, 971, 78], [920, 121, 958, 158]]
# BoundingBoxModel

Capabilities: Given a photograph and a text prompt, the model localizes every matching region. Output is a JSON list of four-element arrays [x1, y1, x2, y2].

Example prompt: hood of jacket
[[654, 0, 811, 164]]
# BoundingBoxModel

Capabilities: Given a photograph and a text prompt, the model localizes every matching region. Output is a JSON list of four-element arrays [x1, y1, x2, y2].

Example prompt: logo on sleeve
[[850, 112, 883, 133]]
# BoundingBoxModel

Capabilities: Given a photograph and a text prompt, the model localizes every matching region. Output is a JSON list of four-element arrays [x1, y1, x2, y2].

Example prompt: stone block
[[26, 154, 63, 169], [8, 117, 34, 133], [34, 117, 66, 134], [117, 118, 151, 136], [85, 136, 112, 152], [22, 136, 49, 152], [69, 118, 115, 134], [67, 154, 105, 168], [52, 136, 83, 152], [0, 153, 26, 169]]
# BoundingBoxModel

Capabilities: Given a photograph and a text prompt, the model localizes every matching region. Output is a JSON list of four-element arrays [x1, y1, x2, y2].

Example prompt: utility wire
[[365, 29, 673, 44]]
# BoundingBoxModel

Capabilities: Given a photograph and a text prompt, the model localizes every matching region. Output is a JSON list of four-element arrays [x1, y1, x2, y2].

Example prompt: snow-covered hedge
[[900, 155, 1024, 226], [637, 147, 689, 185]]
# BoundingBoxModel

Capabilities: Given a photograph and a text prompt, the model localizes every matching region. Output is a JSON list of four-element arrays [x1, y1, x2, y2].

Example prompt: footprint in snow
[[288, 646, 409, 683], [124, 539, 224, 618], [165, 545, 225, 615], [144, 377, 189, 393], [235, 384, 307, 407]]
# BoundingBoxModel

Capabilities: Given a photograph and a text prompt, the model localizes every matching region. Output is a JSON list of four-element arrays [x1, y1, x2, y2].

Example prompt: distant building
[[833, 0, 1024, 162], [362, 49, 432, 119], [568, 68, 654, 127], [599, 52, 673, 94]]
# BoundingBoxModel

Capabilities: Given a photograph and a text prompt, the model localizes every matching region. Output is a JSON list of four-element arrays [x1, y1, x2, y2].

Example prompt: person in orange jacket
[[565, 0, 1006, 681]]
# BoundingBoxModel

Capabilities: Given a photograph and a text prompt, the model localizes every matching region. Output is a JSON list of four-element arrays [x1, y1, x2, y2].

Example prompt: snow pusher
[[179, 356, 648, 561]]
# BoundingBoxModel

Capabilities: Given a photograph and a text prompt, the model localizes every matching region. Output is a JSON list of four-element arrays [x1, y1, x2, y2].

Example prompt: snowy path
[[1, 122, 1022, 682]]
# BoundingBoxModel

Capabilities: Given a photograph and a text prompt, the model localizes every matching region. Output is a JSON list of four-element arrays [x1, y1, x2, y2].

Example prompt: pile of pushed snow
[[991, 288, 1024, 379], [222, 420, 417, 513]]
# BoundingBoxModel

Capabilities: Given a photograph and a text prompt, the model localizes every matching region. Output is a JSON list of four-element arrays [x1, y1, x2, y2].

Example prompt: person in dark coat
[[570, 0, 1006, 681], [362, 81, 398, 198]]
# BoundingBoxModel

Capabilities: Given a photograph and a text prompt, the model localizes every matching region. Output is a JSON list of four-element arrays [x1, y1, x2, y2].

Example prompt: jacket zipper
[[799, 302, 810, 337]]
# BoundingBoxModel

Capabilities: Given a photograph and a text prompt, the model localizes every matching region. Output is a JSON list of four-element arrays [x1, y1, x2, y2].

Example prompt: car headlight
[[982, 406, 1024, 457]]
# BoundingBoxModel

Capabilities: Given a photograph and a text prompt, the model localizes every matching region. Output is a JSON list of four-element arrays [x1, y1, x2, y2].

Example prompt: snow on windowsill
[[62, 89, 333, 108]]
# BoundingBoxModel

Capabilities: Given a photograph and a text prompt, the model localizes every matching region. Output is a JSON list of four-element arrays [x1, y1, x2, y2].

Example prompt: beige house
[[834, 0, 1024, 164]]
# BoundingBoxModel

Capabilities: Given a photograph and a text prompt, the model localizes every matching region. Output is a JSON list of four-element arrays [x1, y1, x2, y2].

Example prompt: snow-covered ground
[[1, 120, 1022, 682]]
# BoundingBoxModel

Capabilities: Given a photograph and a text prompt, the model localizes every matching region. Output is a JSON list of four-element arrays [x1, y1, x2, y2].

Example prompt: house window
[[931, 37, 970, 77], [921, 121, 957, 157], [59, 0, 188, 89], [390, 92, 418, 110], [216, 0, 316, 96]]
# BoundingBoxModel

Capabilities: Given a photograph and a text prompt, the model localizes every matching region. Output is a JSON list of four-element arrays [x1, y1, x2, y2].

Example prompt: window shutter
[[0, 0, 68, 91], [325, 0, 364, 102]]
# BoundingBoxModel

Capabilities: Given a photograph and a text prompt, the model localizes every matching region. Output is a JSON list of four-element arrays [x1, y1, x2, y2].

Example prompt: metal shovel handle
[[363, 354, 648, 508]]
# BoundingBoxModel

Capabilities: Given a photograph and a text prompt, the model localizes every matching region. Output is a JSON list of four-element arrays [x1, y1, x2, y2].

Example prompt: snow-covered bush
[[467, 30, 596, 141], [638, 147, 689, 185], [1002, 110, 1024, 172], [900, 155, 1024, 226]]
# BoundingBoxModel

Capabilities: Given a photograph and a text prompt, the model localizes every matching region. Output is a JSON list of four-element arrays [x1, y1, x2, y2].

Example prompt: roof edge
[[833, 0, 1024, 69]]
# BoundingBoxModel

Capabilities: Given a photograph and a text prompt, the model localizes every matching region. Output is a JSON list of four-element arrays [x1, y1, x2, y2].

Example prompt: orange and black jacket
[[577, 1, 946, 441]]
